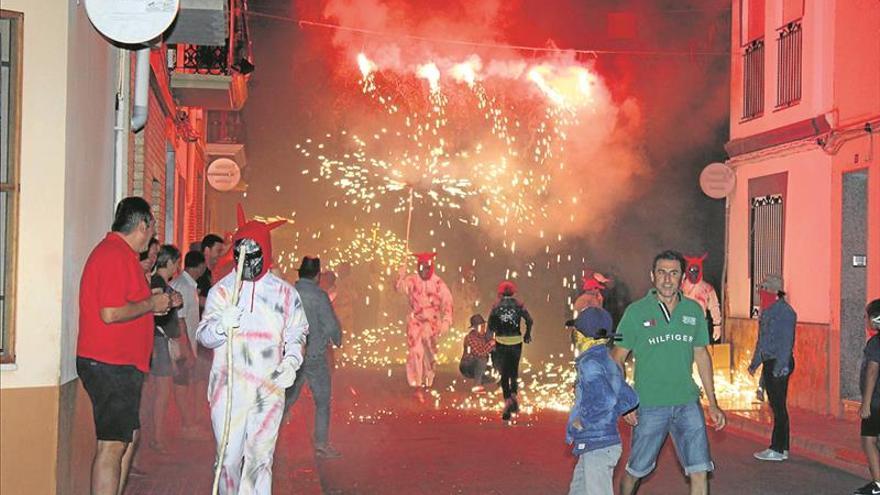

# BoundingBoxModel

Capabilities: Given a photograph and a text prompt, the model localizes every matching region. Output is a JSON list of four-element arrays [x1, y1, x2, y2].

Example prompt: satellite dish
[[84, 0, 180, 45], [207, 158, 242, 192], [699, 162, 736, 199]]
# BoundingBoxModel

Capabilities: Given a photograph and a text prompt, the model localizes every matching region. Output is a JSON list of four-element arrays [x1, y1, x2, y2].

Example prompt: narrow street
[[129, 366, 866, 495]]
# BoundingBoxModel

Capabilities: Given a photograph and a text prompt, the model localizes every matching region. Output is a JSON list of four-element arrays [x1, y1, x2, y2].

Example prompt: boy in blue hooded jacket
[[566, 307, 639, 495]]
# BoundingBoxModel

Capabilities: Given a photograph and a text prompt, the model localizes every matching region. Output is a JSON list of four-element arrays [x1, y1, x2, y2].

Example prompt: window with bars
[[776, 21, 802, 108], [0, 11, 21, 363], [749, 194, 784, 317], [742, 38, 765, 120]]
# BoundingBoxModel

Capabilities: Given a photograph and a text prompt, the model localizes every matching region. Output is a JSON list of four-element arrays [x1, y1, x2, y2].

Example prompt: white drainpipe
[[113, 46, 151, 203], [113, 48, 131, 204], [130, 47, 150, 132]]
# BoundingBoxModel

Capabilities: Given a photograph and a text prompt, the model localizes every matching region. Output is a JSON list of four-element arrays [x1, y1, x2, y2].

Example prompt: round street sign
[[699, 162, 736, 199], [207, 158, 241, 192], [84, 0, 180, 45]]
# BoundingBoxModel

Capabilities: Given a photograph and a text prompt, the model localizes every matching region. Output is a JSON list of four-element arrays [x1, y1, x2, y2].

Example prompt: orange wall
[[0, 386, 60, 494], [728, 317, 833, 414]]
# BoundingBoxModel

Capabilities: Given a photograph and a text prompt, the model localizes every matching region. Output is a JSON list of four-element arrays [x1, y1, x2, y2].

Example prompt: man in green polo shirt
[[612, 249, 726, 495]]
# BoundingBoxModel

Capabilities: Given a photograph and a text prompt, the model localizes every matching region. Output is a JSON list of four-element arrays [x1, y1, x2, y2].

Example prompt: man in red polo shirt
[[77, 197, 172, 495]]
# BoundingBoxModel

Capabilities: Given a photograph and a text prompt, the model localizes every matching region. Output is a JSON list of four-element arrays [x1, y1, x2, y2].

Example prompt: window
[[748, 173, 787, 318], [743, 39, 765, 120], [0, 11, 21, 363], [776, 21, 802, 108]]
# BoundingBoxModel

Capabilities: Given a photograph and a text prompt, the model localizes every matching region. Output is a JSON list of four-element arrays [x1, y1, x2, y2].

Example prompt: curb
[[724, 411, 869, 478]]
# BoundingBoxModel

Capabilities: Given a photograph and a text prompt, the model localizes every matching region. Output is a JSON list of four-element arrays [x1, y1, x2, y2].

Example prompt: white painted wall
[[0, 1, 116, 388], [59, 2, 117, 384], [727, 148, 833, 323]]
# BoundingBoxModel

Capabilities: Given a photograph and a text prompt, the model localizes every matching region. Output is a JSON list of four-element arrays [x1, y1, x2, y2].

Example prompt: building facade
[[0, 1, 251, 493], [725, 0, 880, 417]]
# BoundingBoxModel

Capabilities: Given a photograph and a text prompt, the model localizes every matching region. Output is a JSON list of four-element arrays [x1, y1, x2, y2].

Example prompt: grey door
[[840, 170, 869, 401]]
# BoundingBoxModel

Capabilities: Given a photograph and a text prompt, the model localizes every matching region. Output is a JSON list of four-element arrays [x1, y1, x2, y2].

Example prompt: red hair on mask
[[413, 252, 437, 277], [212, 204, 286, 283]]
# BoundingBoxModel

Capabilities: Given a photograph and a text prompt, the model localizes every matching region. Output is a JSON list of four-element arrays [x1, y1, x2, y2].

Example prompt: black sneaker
[[854, 481, 880, 495], [510, 398, 520, 414], [502, 409, 512, 421]]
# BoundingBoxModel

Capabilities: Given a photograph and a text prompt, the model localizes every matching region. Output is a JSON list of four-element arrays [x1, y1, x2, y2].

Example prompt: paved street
[[128, 366, 867, 494]]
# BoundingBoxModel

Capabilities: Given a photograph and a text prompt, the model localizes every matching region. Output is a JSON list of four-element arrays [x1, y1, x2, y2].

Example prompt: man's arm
[[320, 291, 343, 347], [100, 291, 169, 324], [694, 346, 726, 430], [609, 345, 637, 425], [611, 346, 630, 374], [176, 319, 195, 360], [438, 280, 454, 331], [197, 285, 231, 349], [282, 293, 309, 369], [862, 361, 880, 418]]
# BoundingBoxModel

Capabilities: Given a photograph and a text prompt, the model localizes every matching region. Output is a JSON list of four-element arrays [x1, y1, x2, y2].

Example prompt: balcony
[[168, 0, 252, 111], [206, 110, 247, 171], [742, 39, 765, 121], [165, 0, 228, 46]]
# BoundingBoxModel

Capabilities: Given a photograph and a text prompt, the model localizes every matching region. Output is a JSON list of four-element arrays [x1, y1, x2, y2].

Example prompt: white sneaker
[[753, 448, 786, 461], [783, 450, 789, 460]]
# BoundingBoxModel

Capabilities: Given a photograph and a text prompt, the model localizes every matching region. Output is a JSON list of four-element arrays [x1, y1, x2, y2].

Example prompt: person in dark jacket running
[[488, 280, 533, 420]]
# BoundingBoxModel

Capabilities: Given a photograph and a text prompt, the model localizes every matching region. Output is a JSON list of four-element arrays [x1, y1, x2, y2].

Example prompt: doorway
[[840, 170, 869, 401]]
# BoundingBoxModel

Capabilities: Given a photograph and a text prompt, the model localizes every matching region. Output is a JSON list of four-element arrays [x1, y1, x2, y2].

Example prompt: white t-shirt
[[170, 270, 201, 355]]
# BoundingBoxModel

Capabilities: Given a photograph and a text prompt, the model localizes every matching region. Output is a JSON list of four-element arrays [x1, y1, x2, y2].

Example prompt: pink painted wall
[[730, 0, 835, 138], [726, 149, 833, 323]]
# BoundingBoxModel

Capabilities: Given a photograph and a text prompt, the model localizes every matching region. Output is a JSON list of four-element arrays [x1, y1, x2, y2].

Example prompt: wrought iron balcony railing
[[776, 22, 802, 108], [742, 38, 765, 120]]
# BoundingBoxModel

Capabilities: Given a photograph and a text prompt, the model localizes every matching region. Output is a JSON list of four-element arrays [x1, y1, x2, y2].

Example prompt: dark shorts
[[862, 409, 880, 437], [77, 357, 145, 443]]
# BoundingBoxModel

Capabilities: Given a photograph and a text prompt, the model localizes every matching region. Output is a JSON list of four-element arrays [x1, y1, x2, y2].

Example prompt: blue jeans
[[569, 444, 621, 495], [625, 401, 714, 477]]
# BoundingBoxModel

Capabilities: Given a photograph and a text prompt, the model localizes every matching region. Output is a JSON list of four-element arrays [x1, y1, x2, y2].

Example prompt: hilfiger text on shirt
[[647, 333, 695, 345]]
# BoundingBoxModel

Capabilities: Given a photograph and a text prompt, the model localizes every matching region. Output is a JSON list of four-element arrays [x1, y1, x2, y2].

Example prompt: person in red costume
[[395, 252, 454, 389], [681, 253, 723, 342]]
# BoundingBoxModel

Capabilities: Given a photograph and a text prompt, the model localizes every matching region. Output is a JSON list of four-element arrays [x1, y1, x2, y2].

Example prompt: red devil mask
[[684, 253, 707, 284], [582, 277, 605, 292], [413, 252, 436, 280], [213, 205, 286, 283]]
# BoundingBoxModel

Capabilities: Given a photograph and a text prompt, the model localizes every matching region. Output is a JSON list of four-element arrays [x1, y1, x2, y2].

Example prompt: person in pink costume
[[395, 252, 454, 388], [681, 253, 722, 341]]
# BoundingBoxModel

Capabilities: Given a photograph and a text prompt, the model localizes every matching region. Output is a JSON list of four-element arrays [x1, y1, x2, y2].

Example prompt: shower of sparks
[[297, 53, 601, 242], [268, 53, 771, 423], [321, 223, 409, 280], [336, 318, 763, 419]]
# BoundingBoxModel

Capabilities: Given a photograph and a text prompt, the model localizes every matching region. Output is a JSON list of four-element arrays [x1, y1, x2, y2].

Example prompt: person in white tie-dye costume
[[396, 252, 453, 389], [198, 208, 308, 495]]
